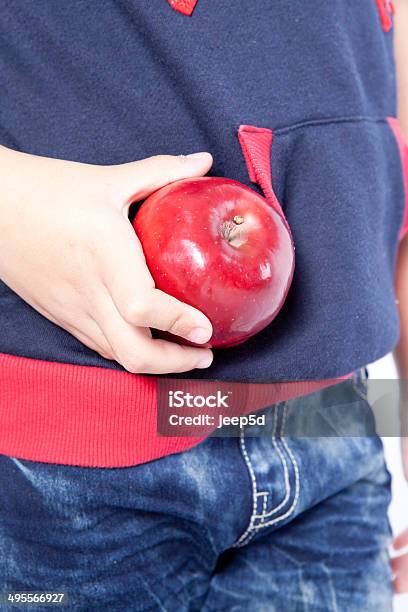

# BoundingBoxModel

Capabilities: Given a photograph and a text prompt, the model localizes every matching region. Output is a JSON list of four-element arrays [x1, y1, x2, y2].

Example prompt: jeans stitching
[[233, 403, 302, 546], [254, 404, 291, 519], [254, 403, 301, 527], [255, 440, 301, 528], [233, 430, 264, 547], [254, 438, 301, 530], [259, 492, 268, 523]]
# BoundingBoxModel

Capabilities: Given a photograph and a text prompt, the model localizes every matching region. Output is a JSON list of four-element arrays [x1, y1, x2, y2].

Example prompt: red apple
[[133, 177, 295, 348]]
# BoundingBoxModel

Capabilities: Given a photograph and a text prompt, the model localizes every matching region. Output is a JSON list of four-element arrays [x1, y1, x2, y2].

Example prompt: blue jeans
[[0, 372, 393, 611]]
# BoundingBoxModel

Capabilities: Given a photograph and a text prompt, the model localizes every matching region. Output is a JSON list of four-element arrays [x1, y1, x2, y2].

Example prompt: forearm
[[393, 0, 408, 378], [0, 145, 24, 208], [395, 238, 408, 380], [395, 0, 408, 136]]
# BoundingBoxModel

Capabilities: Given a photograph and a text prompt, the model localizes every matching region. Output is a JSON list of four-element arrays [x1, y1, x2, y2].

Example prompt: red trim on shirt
[[375, 0, 395, 32], [238, 125, 285, 219], [167, 0, 198, 16], [388, 117, 408, 240], [0, 353, 345, 467]]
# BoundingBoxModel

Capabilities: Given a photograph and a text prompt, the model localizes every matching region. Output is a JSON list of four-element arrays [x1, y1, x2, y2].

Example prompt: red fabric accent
[[167, 0, 198, 16], [238, 125, 285, 218], [0, 352, 346, 467], [388, 117, 408, 240], [0, 354, 201, 467], [375, 0, 395, 32]]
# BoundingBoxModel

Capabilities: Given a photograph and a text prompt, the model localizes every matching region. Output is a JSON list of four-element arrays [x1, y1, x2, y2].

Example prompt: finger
[[23, 298, 114, 360], [111, 152, 213, 207], [94, 294, 213, 374], [133, 336, 213, 375], [393, 574, 408, 594], [124, 288, 212, 344], [401, 436, 408, 480], [65, 315, 115, 360], [394, 529, 408, 550], [99, 219, 213, 344], [391, 553, 408, 574], [68, 326, 114, 360]]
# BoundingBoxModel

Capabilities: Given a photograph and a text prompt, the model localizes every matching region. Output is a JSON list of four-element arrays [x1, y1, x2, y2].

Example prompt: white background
[[370, 355, 408, 611]]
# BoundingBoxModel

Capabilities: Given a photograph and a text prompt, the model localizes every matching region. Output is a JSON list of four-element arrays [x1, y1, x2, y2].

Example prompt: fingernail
[[196, 353, 213, 369], [188, 327, 212, 344], [185, 152, 212, 160]]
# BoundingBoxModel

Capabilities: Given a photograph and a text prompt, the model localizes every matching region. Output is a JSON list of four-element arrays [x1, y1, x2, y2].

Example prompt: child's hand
[[0, 146, 214, 374], [391, 404, 408, 593], [392, 524, 408, 593]]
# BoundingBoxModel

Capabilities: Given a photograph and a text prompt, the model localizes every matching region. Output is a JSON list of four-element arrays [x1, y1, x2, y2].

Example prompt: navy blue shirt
[[0, 0, 405, 381]]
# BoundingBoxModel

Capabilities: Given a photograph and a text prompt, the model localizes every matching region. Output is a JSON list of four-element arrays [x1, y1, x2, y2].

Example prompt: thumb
[[394, 526, 408, 551], [111, 152, 213, 208]]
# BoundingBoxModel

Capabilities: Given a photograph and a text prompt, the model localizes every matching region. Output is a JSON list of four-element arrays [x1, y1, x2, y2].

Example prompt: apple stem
[[221, 216, 246, 247], [233, 215, 244, 225]]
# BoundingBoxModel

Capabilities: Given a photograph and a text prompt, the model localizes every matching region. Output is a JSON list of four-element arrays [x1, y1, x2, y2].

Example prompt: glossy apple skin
[[133, 177, 295, 348]]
